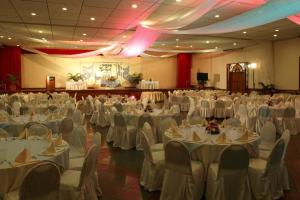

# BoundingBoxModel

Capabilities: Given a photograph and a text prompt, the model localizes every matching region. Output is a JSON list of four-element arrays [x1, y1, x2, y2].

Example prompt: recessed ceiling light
[[122, 35, 127, 38], [31, 12, 37, 16], [90, 17, 95, 21], [214, 14, 220, 18], [176, 0, 181, 2], [38, 30, 43, 33], [206, 41, 210, 44], [82, 33, 87, 36], [243, 31, 247, 34], [233, 42, 237, 46], [176, 38, 179, 41], [176, 45, 179, 48], [17, 44, 20, 47], [0, 36, 4, 38], [273, 34, 278, 37], [8, 37, 12, 40], [132, 4, 138, 8], [275, 29, 279, 32], [162, 43, 166, 46], [79, 39, 83, 42], [190, 45, 193, 48], [215, 46, 218, 49], [62, 7, 68, 11]]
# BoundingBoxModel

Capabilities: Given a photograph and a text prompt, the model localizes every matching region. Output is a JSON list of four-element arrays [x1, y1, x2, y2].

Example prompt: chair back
[[19, 161, 60, 200], [59, 118, 74, 135], [165, 140, 192, 175], [260, 121, 276, 147], [79, 145, 98, 188], [93, 132, 102, 146], [283, 106, 296, 118], [0, 128, 9, 138], [264, 139, 285, 177], [218, 145, 250, 200], [188, 115, 206, 125], [140, 130, 154, 163], [28, 123, 49, 137], [170, 105, 180, 114], [68, 125, 86, 149], [223, 118, 241, 127], [113, 103, 123, 112], [257, 106, 270, 118], [114, 112, 126, 127], [72, 109, 82, 124], [138, 113, 154, 129], [142, 122, 156, 146], [201, 100, 210, 108], [172, 113, 181, 125], [280, 130, 290, 161], [215, 100, 225, 108]]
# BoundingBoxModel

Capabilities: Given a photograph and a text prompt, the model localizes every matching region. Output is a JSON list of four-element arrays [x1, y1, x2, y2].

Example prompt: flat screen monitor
[[197, 73, 208, 81]]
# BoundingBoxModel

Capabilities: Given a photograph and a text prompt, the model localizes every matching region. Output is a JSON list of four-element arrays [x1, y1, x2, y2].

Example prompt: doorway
[[227, 62, 249, 93]]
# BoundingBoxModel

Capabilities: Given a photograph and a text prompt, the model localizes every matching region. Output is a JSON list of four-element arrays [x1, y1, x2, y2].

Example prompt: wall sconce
[[249, 63, 257, 89]]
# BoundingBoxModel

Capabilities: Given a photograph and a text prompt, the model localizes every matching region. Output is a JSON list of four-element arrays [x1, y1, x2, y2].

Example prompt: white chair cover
[[214, 100, 226, 119], [259, 121, 276, 159], [139, 129, 165, 191], [160, 141, 204, 200], [256, 106, 271, 134], [59, 118, 74, 140], [136, 114, 155, 151], [142, 122, 163, 152], [249, 139, 286, 199], [169, 105, 180, 114], [180, 96, 190, 112], [113, 103, 123, 112], [72, 109, 83, 126], [60, 145, 101, 200], [4, 161, 61, 200], [295, 96, 300, 117], [223, 118, 241, 127], [106, 107, 117, 143], [112, 113, 136, 150], [27, 123, 49, 137], [282, 107, 297, 135], [199, 100, 213, 118], [206, 145, 251, 200], [68, 125, 87, 159], [158, 117, 177, 143]]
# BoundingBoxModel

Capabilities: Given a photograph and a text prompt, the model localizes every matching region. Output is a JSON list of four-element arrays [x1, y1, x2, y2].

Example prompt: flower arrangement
[[67, 73, 83, 82], [206, 122, 220, 134], [106, 76, 117, 82], [128, 72, 143, 86]]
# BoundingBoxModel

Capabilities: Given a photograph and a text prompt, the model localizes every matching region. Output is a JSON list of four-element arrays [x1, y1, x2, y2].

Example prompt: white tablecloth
[[66, 81, 87, 90], [140, 80, 159, 89], [0, 138, 69, 196], [140, 92, 164, 102]]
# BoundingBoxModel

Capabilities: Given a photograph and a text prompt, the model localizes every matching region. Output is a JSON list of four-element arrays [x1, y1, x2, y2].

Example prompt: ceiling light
[[38, 30, 43, 33], [132, 4, 138, 8], [62, 7, 68, 11], [233, 42, 237, 46], [90, 17, 95, 21], [176, 38, 179, 41], [122, 35, 127, 38], [17, 45, 20, 47], [215, 46, 218, 49], [176, 0, 182, 2], [214, 14, 220, 18], [8, 37, 12, 40], [190, 45, 193, 48], [206, 41, 210, 44], [176, 45, 179, 48], [275, 29, 279, 32], [273, 34, 278, 37], [31, 12, 37, 16], [82, 33, 87, 36], [79, 39, 83, 42], [0, 36, 4, 38], [243, 31, 247, 34], [162, 43, 166, 46]]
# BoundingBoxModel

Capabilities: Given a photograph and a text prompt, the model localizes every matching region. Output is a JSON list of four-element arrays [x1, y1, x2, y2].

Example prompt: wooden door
[[229, 72, 246, 93]]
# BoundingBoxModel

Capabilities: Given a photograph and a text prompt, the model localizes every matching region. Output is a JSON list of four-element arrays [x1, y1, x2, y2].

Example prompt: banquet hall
[[1, 0, 300, 199]]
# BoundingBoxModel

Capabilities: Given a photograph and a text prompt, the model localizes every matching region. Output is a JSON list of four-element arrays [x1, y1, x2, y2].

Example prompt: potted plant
[[67, 73, 83, 82], [128, 72, 143, 87], [7, 73, 19, 91], [258, 82, 276, 95]]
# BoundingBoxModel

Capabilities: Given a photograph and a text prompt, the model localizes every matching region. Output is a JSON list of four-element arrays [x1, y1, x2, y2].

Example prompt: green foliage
[[67, 73, 83, 82], [258, 82, 275, 90], [128, 73, 143, 85], [7, 73, 18, 84]]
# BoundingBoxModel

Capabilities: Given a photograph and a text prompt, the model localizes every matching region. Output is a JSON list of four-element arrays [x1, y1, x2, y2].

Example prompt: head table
[[0, 137, 69, 197]]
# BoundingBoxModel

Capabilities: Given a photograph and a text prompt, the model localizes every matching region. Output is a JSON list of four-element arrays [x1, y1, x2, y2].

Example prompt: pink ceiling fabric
[[288, 14, 300, 25]]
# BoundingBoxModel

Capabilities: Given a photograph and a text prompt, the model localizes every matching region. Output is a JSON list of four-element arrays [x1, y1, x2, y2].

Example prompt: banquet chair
[[295, 96, 300, 117], [0, 128, 9, 138], [136, 113, 155, 151], [256, 106, 271, 134], [66, 107, 75, 118], [142, 122, 164, 152], [96, 103, 109, 127], [199, 100, 213, 118], [158, 117, 177, 143], [27, 123, 49, 137], [259, 121, 277, 159], [4, 161, 61, 200], [249, 139, 286, 199], [188, 115, 207, 126], [20, 105, 29, 115], [214, 100, 226, 119], [169, 105, 180, 114], [83, 99, 94, 116], [106, 107, 118, 143], [112, 112, 136, 150], [59, 117, 74, 141], [180, 96, 190, 112], [60, 145, 101, 200], [282, 106, 298, 135], [72, 109, 84, 126], [186, 97, 196, 119], [12, 101, 21, 116], [139, 129, 165, 191], [206, 145, 252, 200], [113, 102, 123, 112], [68, 125, 87, 159], [172, 113, 182, 126], [160, 140, 204, 200]]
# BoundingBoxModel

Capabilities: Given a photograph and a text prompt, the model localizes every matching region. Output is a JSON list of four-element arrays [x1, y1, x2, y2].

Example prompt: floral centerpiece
[[67, 73, 83, 82], [206, 121, 220, 134], [128, 72, 143, 87]]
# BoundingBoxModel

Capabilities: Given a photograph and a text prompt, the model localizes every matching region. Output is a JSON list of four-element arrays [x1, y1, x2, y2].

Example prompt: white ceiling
[[0, 0, 299, 52]]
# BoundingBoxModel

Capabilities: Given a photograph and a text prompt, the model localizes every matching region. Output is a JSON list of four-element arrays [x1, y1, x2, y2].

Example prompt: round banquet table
[[164, 125, 260, 173], [0, 114, 63, 137], [140, 92, 164, 102], [0, 137, 69, 197]]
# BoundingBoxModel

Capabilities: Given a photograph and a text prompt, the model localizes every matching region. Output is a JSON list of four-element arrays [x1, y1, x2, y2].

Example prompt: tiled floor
[[88, 123, 300, 200]]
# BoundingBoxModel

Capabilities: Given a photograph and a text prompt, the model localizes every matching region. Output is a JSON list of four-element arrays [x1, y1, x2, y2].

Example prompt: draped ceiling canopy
[[0, 0, 300, 57]]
